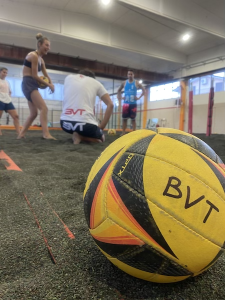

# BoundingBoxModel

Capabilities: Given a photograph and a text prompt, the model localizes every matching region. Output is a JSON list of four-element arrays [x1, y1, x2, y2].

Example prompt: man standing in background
[[117, 69, 145, 136], [0, 67, 20, 135]]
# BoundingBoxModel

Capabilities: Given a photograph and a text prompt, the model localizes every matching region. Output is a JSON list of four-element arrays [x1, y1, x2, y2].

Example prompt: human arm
[[99, 93, 114, 130], [41, 59, 55, 93], [41, 59, 52, 84], [7, 81, 12, 97], [135, 81, 145, 100], [31, 55, 54, 92], [117, 82, 125, 101]]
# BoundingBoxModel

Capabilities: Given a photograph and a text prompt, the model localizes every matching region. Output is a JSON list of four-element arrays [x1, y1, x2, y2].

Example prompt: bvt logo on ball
[[163, 176, 219, 224], [84, 128, 225, 283]]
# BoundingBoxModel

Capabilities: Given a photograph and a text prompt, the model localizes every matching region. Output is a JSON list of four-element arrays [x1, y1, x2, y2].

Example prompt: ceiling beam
[[0, 0, 186, 64], [0, 44, 172, 83], [119, 0, 225, 38]]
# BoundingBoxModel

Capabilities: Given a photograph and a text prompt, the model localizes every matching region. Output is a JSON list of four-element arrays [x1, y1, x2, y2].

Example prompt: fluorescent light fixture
[[101, 0, 111, 5], [139, 80, 143, 84], [182, 34, 190, 41]]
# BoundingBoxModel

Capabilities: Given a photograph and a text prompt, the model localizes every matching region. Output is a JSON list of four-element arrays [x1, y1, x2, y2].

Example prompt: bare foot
[[43, 135, 57, 140], [17, 134, 25, 139], [72, 132, 103, 144], [101, 134, 105, 142]]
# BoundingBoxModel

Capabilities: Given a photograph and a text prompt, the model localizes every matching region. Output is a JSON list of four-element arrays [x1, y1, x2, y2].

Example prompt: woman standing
[[18, 33, 55, 139]]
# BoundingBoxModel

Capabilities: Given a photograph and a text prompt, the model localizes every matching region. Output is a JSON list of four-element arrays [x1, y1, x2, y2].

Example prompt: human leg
[[121, 119, 127, 136], [130, 104, 137, 131], [121, 103, 130, 136], [7, 109, 20, 134], [72, 132, 102, 144], [18, 101, 38, 138], [131, 119, 136, 131], [30, 91, 55, 139], [61, 120, 103, 144], [0, 110, 3, 135]]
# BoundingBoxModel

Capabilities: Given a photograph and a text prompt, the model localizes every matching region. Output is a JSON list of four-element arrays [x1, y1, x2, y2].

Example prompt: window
[[213, 72, 225, 77], [190, 78, 200, 95], [111, 94, 119, 107], [150, 81, 180, 101], [213, 72, 225, 92], [7, 77, 64, 101], [7, 78, 15, 95], [200, 75, 211, 94], [190, 71, 225, 94], [7, 77, 23, 97], [14, 78, 24, 97]]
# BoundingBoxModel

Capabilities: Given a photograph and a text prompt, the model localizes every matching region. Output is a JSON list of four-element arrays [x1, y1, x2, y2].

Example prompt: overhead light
[[182, 34, 190, 41], [101, 0, 111, 5], [139, 80, 143, 84]]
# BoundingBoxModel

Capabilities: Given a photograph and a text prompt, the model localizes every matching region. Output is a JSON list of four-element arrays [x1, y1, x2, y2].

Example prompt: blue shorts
[[0, 101, 15, 112], [60, 120, 104, 140], [22, 76, 39, 102]]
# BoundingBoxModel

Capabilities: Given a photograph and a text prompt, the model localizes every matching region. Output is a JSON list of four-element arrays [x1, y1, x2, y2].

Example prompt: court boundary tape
[[24, 193, 56, 264], [40, 192, 75, 240], [0, 149, 75, 264], [0, 150, 22, 171]]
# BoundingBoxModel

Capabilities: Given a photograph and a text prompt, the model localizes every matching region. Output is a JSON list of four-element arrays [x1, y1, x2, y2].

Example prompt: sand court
[[0, 130, 225, 299]]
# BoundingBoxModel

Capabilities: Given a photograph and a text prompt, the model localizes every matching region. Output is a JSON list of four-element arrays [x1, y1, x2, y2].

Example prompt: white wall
[[3, 90, 225, 134], [146, 91, 225, 134], [184, 91, 225, 134], [146, 98, 180, 129], [7, 97, 63, 127]]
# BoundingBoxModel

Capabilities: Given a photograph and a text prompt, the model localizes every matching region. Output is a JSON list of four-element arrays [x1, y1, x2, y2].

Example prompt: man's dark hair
[[79, 69, 96, 79], [127, 69, 134, 74], [0, 67, 8, 72]]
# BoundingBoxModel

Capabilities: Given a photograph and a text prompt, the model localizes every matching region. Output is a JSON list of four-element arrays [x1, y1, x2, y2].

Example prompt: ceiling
[[0, 0, 224, 81]]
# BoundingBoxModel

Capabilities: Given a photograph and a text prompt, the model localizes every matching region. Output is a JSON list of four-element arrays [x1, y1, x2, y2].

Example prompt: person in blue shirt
[[117, 69, 145, 136]]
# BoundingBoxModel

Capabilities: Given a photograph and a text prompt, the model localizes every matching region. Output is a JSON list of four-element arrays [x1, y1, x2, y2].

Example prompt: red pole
[[188, 82, 193, 134], [206, 78, 214, 136]]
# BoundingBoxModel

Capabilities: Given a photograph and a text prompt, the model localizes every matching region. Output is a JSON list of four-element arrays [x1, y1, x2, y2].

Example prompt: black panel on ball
[[111, 175, 177, 258], [160, 133, 224, 165], [192, 149, 225, 193], [127, 135, 156, 155], [94, 239, 192, 277], [113, 154, 145, 195], [84, 150, 122, 228], [113, 135, 156, 195], [118, 245, 192, 276]]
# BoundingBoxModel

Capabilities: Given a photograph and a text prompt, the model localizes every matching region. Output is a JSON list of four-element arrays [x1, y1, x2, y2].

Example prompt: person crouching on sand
[[60, 69, 113, 144]]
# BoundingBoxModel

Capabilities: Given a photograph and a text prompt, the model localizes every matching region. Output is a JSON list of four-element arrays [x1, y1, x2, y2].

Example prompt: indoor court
[[0, 0, 225, 299], [1, 130, 225, 299]]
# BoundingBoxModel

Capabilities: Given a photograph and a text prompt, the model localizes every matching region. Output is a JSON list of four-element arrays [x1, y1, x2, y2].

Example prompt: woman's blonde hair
[[36, 33, 49, 48]]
